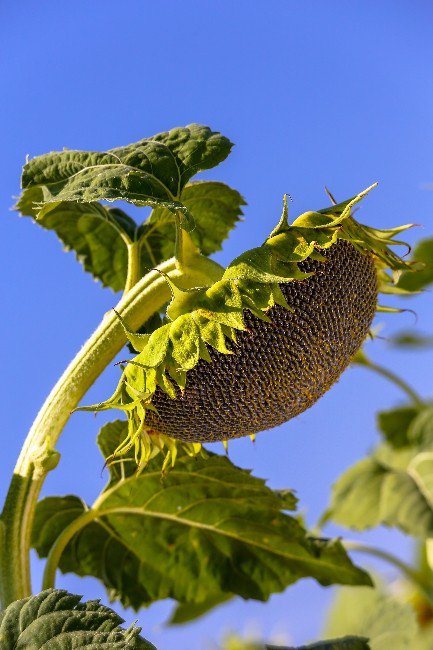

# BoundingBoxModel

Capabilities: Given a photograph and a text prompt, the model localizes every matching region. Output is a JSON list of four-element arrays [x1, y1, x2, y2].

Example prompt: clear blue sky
[[1, 1, 433, 647]]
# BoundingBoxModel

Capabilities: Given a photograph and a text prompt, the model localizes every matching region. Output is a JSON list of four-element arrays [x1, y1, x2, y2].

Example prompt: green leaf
[[167, 592, 232, 625], [406, 406, 433, 446], [20, 124, 232, 208], [32, 422, 371, 613], [290, 640, 370, 650], [327, 399, 433, 536], [139, 323, 171, 367], [328, 446, 433, 536], [324, 586, 417, 650], [376, 403, 433, 450], [410, 625, 433, 650], [388, 331, 433, 349], [126, 311, 165, 354], [16, 149, 241, 293], [219, 634, 369, 650], [223, 243, 311, 284], [146, 180, 245, 258], [169, 313, 200, 370], [0, 588, 155, 649], [194, 315, 232, 354], [16, 195, 136, 291], [398, 238, 433, 291], [377, 405, 420, 448]]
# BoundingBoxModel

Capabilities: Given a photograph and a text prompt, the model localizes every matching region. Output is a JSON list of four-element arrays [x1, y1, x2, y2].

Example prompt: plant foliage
[[20, 124, 232, 208], [325, 585, 433, 650], [4, 123, 432, 649], [32, 422, 371, 614], [219, 634, 369, 649], [0, 588, 155, 649], [327, 401, 433, 537], [397, 237, 433, 292], [16, 126, 244, 292]]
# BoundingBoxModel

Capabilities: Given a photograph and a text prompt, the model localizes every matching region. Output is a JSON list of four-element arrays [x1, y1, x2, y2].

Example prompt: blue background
[[1, 1, 433, 647]]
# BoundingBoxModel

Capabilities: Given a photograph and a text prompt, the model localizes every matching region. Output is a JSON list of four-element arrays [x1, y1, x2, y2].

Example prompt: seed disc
[[147, 240, 378, 442]]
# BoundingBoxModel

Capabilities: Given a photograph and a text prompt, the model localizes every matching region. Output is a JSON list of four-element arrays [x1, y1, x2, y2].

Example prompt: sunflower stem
[[0, 256, 213, 608]]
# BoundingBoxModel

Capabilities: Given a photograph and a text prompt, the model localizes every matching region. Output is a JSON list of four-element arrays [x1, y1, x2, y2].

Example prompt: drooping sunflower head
[[82, 183, 418, 472]]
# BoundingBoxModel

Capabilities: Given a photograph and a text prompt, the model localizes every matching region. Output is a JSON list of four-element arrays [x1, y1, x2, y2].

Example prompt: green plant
[[1, 123, 432, 648]]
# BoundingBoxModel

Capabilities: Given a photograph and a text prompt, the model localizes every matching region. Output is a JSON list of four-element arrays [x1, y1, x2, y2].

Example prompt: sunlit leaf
[[32, 422, 371, 613], [147, 180, 245, 258], [20, 124, 232, 208], [16, 127, 240, 292], [397, 238, 433, 292], [126, 311, 165, 354], [411, 627, 433, 650], [324, 586, 417, 650]]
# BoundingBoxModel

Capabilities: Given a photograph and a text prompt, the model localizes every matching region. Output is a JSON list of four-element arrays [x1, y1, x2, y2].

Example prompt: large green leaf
[[32, 422, 371, 613], [328, 451, 433, 535], [21, 124, 232, 208], [376, 402, 433, 450], [324, 586, 418, 650], [0, 588, 155, 649], [397, 238, 433, 291], [16, 125, 239, 292]]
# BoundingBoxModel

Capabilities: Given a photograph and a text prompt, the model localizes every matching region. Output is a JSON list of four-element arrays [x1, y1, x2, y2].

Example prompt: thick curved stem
[[0, 255, 218, 608]]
